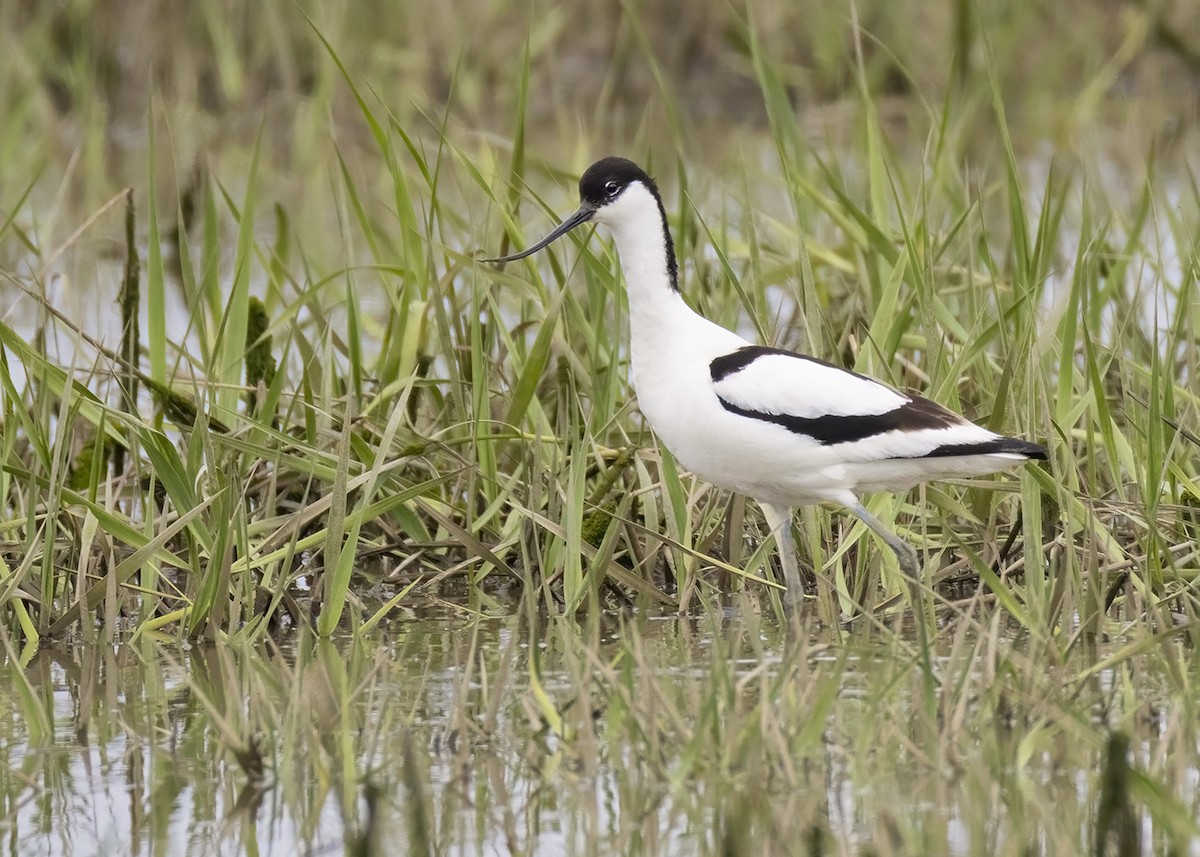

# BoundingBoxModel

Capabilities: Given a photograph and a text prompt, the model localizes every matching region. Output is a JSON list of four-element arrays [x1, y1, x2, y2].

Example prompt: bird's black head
[[484, 156, 678, 291], [578, 157, 657, 208]]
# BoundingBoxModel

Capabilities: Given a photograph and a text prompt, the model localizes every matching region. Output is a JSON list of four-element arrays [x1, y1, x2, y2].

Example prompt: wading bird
[[486, 157, 1045, 607]]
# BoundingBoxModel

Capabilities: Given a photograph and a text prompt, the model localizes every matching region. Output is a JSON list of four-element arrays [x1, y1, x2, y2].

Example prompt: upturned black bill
[[483, 204, 596, 263]]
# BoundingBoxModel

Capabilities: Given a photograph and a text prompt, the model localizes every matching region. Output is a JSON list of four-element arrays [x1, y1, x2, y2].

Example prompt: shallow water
[[2, 602, 1196, 856]]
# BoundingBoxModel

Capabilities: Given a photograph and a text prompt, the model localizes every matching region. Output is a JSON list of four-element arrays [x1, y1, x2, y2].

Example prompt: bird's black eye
[[605, 180, 620, 196]]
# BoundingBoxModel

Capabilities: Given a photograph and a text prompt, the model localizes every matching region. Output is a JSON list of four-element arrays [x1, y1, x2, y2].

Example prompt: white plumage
[[713, 352, 909, 418], [487, 157, 1046, 606]]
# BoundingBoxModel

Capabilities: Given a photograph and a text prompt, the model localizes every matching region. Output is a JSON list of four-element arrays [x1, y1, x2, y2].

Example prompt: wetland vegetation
[[1, 0, 1198, 854]]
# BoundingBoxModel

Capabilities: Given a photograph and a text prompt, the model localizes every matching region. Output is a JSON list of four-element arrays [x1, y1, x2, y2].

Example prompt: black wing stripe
[[717, 394, 961, 446], [921, 438, 1047, 460], [710, 345, 858, 383]]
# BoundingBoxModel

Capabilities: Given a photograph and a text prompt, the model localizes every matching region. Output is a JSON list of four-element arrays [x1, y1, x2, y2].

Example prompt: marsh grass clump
[[0, 0, 1195, 647]]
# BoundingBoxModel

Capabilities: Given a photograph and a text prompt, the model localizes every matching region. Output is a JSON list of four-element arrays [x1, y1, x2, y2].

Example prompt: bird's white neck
[[598, 182, 748, 402], [600, 183, 690, 337]]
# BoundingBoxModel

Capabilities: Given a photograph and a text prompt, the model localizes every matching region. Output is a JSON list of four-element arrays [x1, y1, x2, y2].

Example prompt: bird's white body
[[605, 183, 1028, 508], [489, 158, 1045, 605]]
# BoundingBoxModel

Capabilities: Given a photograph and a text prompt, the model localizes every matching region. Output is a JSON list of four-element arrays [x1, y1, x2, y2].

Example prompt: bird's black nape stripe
[[716, 394, 962, 447], [921, 438, 1048, 460], [654, 190, 680, 293], [622, 169, 678, 293]]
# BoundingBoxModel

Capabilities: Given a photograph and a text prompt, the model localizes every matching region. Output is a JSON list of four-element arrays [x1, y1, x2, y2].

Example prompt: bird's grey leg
[[761, 503, 804, 608], [846, 500, 921, 583], [847, 499, 937, 680]]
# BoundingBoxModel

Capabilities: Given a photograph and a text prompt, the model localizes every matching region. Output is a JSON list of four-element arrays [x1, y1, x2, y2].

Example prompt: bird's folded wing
[[710, 347, 911, 418], [709, 346, 1007, 457]]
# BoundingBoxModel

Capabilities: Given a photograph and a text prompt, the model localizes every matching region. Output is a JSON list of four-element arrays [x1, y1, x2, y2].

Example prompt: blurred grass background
[[4, 0, 1197, 208]]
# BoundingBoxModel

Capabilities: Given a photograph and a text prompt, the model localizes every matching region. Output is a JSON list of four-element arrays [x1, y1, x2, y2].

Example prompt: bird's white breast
[[626, 309, 829, 501]]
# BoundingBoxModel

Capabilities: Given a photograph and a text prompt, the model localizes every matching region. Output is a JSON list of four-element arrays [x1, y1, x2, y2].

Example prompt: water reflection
[[1, 607, 1196, 856]]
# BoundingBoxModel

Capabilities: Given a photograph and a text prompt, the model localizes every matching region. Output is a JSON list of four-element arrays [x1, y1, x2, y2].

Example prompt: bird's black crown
[[578, 157, 656, 207]]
